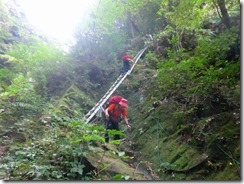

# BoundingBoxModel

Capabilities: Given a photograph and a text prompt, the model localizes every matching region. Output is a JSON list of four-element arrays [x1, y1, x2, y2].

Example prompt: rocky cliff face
[[125, 60, 240, 180]]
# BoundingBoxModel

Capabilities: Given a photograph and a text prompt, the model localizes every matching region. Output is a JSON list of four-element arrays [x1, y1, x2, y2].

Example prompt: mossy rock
[[86, 145, 149, 180]]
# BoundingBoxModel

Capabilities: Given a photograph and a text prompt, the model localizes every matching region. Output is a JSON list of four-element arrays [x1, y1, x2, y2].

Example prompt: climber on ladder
[[121, 52, 134, 74], [104, 96, 131, 143]]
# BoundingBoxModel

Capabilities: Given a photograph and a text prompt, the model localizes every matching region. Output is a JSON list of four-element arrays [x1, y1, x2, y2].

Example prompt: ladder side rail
[[83, 74, 123, 118], [132, 48, 143, 60], [128, 47, 147, 74], [85, 73, 129, 123], [126, 48, 145, 75], [132, 47, 146, 63]]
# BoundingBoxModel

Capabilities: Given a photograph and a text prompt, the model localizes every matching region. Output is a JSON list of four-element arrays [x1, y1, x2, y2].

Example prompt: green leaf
[[112, 174, 124, 180], [118, 151, 125, 157]]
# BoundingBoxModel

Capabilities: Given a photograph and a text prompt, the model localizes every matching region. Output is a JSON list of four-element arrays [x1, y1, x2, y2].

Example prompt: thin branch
[[212, 0, 222, 19]]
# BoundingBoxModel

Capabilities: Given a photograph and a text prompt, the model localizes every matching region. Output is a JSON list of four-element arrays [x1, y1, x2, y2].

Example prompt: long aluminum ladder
[[83, 47, 147, 124]]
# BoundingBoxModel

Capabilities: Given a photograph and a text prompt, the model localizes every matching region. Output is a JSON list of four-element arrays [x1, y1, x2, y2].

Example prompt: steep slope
[[124, 44, 240, 180]]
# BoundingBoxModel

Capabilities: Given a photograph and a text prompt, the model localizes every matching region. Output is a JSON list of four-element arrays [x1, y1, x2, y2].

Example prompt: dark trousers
[[121, 60, 131, 73], [105, 118, 120, 143]]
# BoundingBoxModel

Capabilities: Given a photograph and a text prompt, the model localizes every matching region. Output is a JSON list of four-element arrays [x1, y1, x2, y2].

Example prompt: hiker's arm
[[104, 109, 109, 119], [128, 56, 134, 63], [123, 116, 131, 130]]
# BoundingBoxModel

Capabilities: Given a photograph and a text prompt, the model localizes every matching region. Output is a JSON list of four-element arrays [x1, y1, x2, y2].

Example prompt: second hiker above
[[121, 53, 134, 74]]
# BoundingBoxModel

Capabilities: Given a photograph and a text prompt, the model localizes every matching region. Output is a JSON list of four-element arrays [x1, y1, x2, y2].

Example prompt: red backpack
[[107, 96, 123, 105]]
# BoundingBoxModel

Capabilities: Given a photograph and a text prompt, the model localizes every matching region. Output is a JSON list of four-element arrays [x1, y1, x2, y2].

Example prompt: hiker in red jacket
[[121, 53, 134, 74], [104, 98, 131, 143]]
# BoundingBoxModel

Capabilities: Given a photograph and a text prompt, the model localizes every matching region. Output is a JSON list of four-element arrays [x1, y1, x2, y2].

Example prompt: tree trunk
[[217, 0, 231, 28]]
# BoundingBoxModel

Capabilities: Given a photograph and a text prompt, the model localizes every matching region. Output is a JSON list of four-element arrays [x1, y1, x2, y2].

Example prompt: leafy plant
[[2, 119, 107, 180], [112, 173, 130, 180]]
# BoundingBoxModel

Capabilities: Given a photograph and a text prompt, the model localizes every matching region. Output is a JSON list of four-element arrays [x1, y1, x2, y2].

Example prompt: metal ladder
[[83, 47, 147, 124]]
